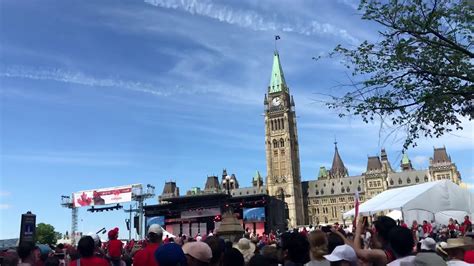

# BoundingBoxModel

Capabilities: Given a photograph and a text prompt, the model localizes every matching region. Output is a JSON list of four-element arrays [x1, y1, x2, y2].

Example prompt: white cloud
[[0, 204, 11, 210], [412, 156, 429, 167], [144, 0, 359, 44], [0, 191, 11, 197], [2, 152, 134, 167]]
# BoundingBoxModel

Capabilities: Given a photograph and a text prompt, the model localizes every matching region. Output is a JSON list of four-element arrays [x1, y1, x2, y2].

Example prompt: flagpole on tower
[[274, 35, 280, 52]]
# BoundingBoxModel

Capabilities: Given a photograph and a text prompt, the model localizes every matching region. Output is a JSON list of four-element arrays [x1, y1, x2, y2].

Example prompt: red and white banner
[[73, 185, 133, 208]]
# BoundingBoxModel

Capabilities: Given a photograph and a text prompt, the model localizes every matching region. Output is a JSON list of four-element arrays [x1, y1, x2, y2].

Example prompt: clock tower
[[264, 51, 304, 227]]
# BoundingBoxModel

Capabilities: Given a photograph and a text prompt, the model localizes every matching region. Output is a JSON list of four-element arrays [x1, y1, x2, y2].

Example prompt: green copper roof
[[401, 153, 410, 165], [253, 170, 262, 181], [268, 52, 288, 93], [318, 166, 328, 178]]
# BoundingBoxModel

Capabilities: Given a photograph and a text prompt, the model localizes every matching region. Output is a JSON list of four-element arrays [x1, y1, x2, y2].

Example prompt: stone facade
[[303, 146, 462, 225]]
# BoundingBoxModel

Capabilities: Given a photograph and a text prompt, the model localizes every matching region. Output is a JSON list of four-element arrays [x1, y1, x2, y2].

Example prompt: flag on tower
[[275, 35, 280, 40]]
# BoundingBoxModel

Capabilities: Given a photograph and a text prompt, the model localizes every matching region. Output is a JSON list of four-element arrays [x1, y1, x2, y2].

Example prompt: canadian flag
[[353, 191, 360, 227]]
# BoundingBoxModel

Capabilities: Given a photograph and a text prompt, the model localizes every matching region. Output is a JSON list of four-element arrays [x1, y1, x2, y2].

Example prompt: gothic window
[[332, 182, 335, 186], [324, 183, 326, 187], [315, 190, 319, 195], [321, 189, 324, 195], [424, 176, 429, 182], [315, 184, 318, 188], [280, 138, 285, 147], [349, 181, 352, 185], [281, 119, 285, 129], [357, 186, 361, 191], [280, 149, 285, 156], [331, 188, 334, 194], [341, 187, 345, 193], [347, 187, 350, 193], [271, 120, 274, 131], [398, 178, 402, 185], [324, 217, 328, 223], [407, 178, 411, 184], [317, 208, 319, 214], [390, 179, 394, 185], [277, 119, 281, 130], [415, 176, 419, 183], [273, 150, 278, 156], [273, 140, 278, 149]]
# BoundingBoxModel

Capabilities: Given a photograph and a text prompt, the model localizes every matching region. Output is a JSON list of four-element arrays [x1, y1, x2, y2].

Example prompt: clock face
[[272, 97, 281, 106]]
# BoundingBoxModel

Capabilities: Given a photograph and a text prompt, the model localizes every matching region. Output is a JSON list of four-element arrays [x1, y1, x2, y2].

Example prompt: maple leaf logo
[[76, 192, 92, 206]]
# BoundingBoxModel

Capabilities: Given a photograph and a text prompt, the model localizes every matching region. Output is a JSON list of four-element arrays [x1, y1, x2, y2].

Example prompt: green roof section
[[401, 153, 410, 165], [253, 170, 262, 181], [268, 51, 288, 93], [318, 166, 328, 179]]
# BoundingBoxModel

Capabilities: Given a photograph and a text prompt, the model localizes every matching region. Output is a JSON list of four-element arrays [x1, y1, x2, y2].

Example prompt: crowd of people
[[1, 215, 473, 265]]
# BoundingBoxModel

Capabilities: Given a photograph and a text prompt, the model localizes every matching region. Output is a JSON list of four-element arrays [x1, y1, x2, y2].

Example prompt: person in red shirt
[[106, 227, 123, 266], [400, 220, 408, 228], [69, 236, 109, 266], [133, 224, 163, 266], [422, 220, 432, 237], [448, 218, 456, 238], [462, 215, 472, 236]]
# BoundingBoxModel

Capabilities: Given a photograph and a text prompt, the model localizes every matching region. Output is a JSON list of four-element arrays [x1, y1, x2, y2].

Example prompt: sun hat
[[444, 237, 474, 250], [148, 224, 163, 235], [420, 237, 436, 251], [154, 243, 187, 266], [182, 241, 212, 263], [233, 238, 256, 262], [323, 244, 357, 265]]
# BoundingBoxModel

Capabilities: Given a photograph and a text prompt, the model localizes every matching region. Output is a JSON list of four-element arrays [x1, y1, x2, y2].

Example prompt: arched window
[[341, 187, 345, 193], [281, 119, 284, 129], [398, 178, 402, 185], [315, 190, 319, 195], [280, 138, 285, 147], [407, 178, 411, 184], [277, 119, 281, 130], [347, 187, 350, 193], [424, 176, 429, 182], [273, 139, 278, 149], [271, 120, 274, 131], [331, 188, 334, 194], [415, 176, 420, 183], [390, 179, 394, 185], [321, 189, 324, 195], [357, 186, 361, 191]]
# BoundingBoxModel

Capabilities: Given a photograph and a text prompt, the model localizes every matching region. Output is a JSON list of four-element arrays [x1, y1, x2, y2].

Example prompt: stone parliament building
[[160, 51, 463, 228]]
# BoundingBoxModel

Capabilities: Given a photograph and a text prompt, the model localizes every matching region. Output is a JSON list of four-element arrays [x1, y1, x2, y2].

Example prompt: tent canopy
[[343, 180, 474, 220]]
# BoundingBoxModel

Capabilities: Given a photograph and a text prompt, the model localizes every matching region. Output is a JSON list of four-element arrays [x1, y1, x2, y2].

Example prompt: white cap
[[324, 244, 357, 264], [88, 233, 100, 246], [420, 237, 436, 251], [148, 224, 163, 235]]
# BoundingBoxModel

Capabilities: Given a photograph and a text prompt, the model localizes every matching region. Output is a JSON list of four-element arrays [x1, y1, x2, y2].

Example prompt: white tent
[[343, 180, 474, 225]]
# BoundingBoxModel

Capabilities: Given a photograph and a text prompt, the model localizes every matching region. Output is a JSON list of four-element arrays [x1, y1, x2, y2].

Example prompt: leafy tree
[[327, 0, 473, 149], [36, 223, 59, 245]]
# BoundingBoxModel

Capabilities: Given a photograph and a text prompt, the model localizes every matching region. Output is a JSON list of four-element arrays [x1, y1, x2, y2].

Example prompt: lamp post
[[223, 175, 234, 196], [216, 175, 243, 241]]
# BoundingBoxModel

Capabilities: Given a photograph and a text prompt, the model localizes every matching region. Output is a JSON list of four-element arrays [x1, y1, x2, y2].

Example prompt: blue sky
[[1, 0, 473, 239]]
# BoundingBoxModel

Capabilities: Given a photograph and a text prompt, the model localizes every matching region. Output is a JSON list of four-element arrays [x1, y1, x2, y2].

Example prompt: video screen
[[243, 207, 265, 222], [146, 216, 165, 228]]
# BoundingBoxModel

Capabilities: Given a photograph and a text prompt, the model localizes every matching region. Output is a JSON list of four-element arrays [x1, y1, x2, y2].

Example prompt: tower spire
[[330, 141, 348, 178], [268, 51, 287, 94]]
